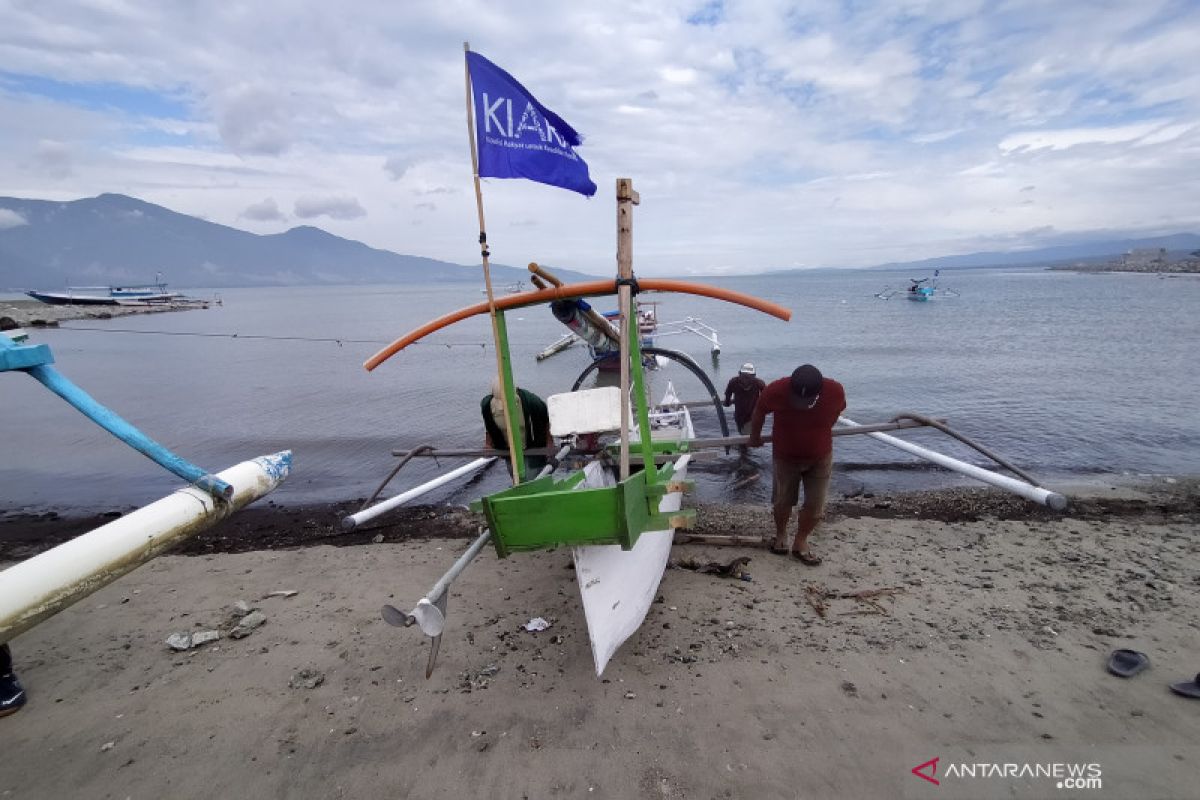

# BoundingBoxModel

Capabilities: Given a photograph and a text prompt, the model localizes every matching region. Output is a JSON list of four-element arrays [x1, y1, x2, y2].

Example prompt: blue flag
[[466, 51, 597, 197]]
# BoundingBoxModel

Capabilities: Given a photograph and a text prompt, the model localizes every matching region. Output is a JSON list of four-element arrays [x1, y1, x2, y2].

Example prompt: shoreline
[[0, 297, 211, 329], [3, 476, 1194, 560]]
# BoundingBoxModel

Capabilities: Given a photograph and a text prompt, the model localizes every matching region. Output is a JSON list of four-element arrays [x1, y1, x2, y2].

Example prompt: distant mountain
[[866, 233, 1200, 273], [0, 193, 595, 289]]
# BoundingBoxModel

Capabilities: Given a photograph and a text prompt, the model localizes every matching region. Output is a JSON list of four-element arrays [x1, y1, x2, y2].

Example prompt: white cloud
[[0, 208, 29, 229], [241, 197, 286, 222], [212, 84, 293, 156], [383, 156, 409, 181], [294, 195, 367, 220], [31, 139, 73, 179], [0, 1, 1196, 272], [911, 129, 964, 144], [999, 121, 1175, 153]]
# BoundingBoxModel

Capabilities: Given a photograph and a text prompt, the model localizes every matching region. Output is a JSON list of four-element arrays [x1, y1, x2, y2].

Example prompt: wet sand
[[1, 479, 1198, 798]]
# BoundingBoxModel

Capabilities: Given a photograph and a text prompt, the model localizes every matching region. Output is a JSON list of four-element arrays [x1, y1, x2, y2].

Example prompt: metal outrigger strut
[[377, 445, 570, 677]]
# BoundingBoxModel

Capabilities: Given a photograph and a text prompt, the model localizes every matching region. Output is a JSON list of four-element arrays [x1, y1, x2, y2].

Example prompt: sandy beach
[[1, 478, 1197, 798]]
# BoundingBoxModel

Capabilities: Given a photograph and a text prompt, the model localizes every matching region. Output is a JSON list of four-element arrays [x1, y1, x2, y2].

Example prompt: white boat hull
[[573, 383, 693, 675]]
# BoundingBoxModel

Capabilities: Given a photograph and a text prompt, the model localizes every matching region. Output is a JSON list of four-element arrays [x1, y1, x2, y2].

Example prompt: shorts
[[771, 452, 833, 513]]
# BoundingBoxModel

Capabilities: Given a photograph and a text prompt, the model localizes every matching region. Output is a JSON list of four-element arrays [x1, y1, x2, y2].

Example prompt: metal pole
[[342, 457, 496, 530], [408, 446, 569, 602], [0, 451, 292, 643], [380, 444, 571, 641], [838, 416, 1068, 510], [387, 420, 944, 459]]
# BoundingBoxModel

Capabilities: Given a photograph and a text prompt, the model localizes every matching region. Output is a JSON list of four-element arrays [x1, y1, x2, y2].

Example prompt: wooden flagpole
[[463, 41, 522, 485]]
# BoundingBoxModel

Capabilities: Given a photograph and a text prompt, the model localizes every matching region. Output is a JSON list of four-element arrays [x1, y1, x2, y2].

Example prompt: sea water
[[2, 268, 1197, 513]]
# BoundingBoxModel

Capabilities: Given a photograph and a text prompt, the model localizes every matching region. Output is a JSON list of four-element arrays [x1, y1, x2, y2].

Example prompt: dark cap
[[789, 364, 823, 408]]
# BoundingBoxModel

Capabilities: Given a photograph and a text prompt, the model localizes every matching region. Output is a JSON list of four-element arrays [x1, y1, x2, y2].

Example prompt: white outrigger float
[[0, 330, 290, 644]]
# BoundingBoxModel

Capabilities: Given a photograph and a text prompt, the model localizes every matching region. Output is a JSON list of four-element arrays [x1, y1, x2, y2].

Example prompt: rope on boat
[[55, 326, 493, 348], [888, 412, 1040, 486], [359, 443, 437, 511]]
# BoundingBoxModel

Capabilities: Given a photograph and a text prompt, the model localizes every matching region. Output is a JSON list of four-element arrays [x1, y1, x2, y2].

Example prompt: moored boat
[[27, 286, 181, 305], [875, 269, 960, 301], [25, 271, 186, 305]]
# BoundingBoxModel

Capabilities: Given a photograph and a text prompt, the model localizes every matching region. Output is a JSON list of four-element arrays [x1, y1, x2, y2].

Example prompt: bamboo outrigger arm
[[1, 335, 233, 498], [362, 279, 791, 371]]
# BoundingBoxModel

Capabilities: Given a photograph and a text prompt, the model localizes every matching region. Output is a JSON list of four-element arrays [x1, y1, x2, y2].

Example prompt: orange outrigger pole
[[363, 279, 792, 371]]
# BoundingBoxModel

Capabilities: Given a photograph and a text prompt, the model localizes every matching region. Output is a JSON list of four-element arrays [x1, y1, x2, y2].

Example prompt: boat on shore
[[355, 50, 1062, 681], [25, 287, 181, 306], [25, 278, 218, 308], [357, 177, 793, 676], [24, 272, 194, 306]]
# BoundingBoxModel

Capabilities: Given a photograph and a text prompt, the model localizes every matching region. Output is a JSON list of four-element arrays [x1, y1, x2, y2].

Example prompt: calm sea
[[2, 268, 1197, 514]]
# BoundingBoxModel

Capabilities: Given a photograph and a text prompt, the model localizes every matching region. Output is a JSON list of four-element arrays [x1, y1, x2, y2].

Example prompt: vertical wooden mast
[[615, 178, 640, 480], [463, 41, 523, 484]]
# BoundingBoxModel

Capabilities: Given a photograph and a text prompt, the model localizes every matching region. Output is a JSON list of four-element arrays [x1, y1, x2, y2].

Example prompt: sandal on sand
[[1107, 649, 1150, 678], [791, 550, 822, 566], [769, 545, 789, 555], [1170, 673, 1200, 699]]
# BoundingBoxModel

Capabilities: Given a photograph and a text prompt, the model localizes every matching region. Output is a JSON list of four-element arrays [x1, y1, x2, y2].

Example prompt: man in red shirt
[[747, 364, 846, 565]]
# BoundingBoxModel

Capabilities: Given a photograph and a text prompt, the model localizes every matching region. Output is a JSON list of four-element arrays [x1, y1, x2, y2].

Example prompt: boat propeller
[[382, 590, 448, 678]]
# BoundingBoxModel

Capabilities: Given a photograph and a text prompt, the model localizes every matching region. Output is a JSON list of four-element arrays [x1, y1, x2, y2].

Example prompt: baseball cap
[[789, 364, 823, 409], [739, 363, 755, 375]]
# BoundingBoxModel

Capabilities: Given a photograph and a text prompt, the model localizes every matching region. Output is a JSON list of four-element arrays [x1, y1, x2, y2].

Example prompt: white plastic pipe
[[0, 451, 292, 643], [342, 457, 495, 530], [838, 416, 1068, 510]]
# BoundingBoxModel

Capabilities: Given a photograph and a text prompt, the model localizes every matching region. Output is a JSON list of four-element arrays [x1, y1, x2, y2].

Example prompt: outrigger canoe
[[359, 179, 791, 676]]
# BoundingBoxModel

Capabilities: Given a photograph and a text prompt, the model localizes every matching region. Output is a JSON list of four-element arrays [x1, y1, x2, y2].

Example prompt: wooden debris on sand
[[805, 584, 906, 618]]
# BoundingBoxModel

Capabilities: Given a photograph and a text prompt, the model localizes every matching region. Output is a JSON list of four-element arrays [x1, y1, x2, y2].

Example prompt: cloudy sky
[[1, 0, 1198, 274]]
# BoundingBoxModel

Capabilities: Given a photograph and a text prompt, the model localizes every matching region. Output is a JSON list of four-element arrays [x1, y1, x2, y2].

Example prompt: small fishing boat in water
[[479, 280, 526, 295], [875, 269, 960, 301]]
